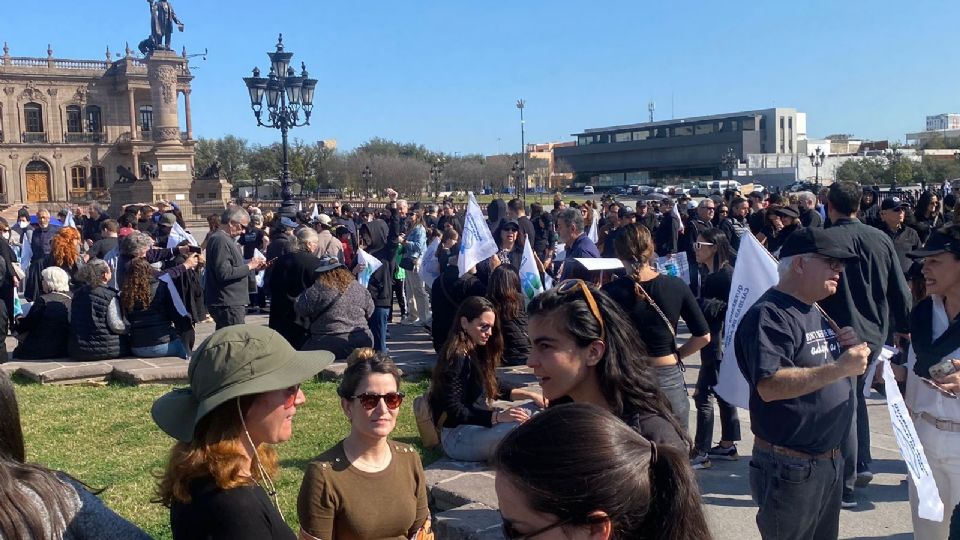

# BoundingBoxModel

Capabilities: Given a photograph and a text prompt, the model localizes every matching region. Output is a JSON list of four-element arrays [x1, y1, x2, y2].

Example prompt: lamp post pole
[[361, 166, 372, 199], [243, 34, 318, 218], [721, 146, 738, 179], [511, 160, 525, 198], [808, 146, 825, 188], [517, 99, 526, 203], [430, 159, 444, 200]]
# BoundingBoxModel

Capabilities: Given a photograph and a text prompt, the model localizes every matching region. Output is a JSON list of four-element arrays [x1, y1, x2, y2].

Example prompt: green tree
[[215, 135, 249, 182]]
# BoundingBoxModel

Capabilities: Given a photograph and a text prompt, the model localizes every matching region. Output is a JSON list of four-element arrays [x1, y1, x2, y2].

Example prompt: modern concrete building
[[554, 107, 805, 188], [906, 113, 960, 147], [0, 42, 196, 206]]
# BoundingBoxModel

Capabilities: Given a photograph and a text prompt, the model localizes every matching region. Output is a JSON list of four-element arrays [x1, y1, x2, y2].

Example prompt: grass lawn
[[14, 378, 437, 539]]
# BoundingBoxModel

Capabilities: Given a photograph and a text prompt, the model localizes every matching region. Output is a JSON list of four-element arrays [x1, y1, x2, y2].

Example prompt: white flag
[[167, 222, 199, 249], [458, 192, 498, 277], [64, 210, 76, 229], [671, 202, 685, 234], [298, 200, 303, 212], [519, 238, 544, 301], [311, 204, 320, 221], [159, 273, 190, 318], [587, 209, 599, 244], [715, 233, 778, 409], [356, 248, 383, 287], [419, 237, 441, 288], [882, 357, 944, 521]]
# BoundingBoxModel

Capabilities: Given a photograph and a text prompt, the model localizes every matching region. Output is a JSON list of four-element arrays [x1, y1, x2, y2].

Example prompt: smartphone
[[929, 359, 959, 380], [265, 257, 279, 267], [188, 245, 202, 254], [920, 377, 958, 399]]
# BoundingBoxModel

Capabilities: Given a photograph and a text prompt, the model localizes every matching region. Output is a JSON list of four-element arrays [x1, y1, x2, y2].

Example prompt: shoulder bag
[[413, 393, 447, 450]]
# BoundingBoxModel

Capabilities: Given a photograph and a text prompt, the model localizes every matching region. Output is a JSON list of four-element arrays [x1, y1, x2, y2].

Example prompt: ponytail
[[641, 442, 711, 540]]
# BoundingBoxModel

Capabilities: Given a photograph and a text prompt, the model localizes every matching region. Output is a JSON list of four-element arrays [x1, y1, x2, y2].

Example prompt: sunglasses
[[811, 255, 846, 272], [556, 279, 606, 342], [282, 384, 301, 409], [500, 513, 575, 540], [694, 241, 714, 249], [351, 392, 406, 410]]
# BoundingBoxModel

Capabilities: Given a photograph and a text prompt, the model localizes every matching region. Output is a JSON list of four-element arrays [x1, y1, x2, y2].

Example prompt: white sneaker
[[690, 453, 712, 470]]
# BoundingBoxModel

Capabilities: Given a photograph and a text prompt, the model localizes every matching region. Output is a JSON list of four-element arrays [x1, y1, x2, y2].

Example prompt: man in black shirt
[[683, 200, 715, 295], [876, 196, 921, 275], [736, 227, 870, 540], [88, 220, 119, 259]]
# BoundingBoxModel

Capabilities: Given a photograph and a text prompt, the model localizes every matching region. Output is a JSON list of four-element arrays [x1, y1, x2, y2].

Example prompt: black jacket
[[430, 266, 485, 352], [498, 307, 531, 366], [69, 285, 122, 361], [820, 218, 912, 354], [430, 352, 519, 428], [268, 250, 323, 348], [878, 224, 922, 275], [654, 215, 680, 255], [360, 219, 394, 308], [14, 292, 72, 359], [125, 281, 187, 349]]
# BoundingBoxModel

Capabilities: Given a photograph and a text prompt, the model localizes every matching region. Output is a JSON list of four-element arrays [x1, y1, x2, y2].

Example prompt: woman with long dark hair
[[690, 228, 742, 469], [297, 349, 429, 540], [494, 403, 711, 540], [429, 296, 543, 461], [527, 282, 689, 450], [121, 257, 192, 359], [485, 265, 531, 366], [602, 223, 710, 432], [0, 371, 149, 539], [911, 190, 944, 243]]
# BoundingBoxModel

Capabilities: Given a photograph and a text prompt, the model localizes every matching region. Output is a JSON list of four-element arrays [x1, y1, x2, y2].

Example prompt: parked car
[[583, 186, 595, 195], [606, 186, 627, 196]]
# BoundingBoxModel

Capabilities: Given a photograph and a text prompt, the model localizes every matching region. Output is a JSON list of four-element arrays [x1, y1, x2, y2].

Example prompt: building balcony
[[64, 132, 107, 144], [21, 132, 48, 144]]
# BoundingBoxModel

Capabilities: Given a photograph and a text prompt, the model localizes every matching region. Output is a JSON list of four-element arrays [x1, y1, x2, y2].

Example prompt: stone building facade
[[0, 42, 195, 206]]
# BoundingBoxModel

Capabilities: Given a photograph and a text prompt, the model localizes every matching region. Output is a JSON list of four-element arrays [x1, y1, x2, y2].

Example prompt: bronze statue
[[116, 165, 139, 184], [147, 0, 183, 51]]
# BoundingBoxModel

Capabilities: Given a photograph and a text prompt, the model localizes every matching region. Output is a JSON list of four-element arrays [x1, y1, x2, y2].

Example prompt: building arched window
[[66, 105, 82, 133], [71, 166, 87, 191], [139, 105, 153, 132], [86, 105, 102, 133], [90, 166, 105, 190], [23, 103, 44, 133]]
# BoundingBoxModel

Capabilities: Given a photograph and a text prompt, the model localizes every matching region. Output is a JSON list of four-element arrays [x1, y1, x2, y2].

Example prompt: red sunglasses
[[282, 384, 302, 409], [351, 392, 405, 410]]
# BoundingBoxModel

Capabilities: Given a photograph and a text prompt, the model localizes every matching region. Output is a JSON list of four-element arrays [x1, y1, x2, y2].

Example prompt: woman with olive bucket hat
[[152, 325, 334, 540]]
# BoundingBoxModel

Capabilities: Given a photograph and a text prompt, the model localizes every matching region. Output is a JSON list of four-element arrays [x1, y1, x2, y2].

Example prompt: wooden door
[[26, 172, 50, 202]]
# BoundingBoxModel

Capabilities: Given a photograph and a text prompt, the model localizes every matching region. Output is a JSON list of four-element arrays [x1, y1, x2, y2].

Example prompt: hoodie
[[360, 219, 394, 308], [487, 199, 507, 234]]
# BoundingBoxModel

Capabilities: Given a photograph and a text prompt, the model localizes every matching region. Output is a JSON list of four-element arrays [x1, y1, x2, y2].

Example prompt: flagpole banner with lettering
[[519, 238, 544, 301], [881, 354, 944, 521], [714, 233, 778, 409], [458, 192, 498, 277]]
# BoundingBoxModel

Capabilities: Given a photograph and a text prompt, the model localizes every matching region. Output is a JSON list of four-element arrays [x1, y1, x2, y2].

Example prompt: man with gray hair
[[796, 191, 823, 228], [205, 206, 266, 329], [82, 201, 109, 246], [557, 208, 600, 281], [736, 227, 869, 539]]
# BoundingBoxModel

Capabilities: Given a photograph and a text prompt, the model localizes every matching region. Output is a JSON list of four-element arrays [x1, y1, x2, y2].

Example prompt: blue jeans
[[656, 364, 690, 433], [132, 338, 189, 359], [368, 307, 390, 353], [749, 447, 843, 540], [441, 402, 541, 462]]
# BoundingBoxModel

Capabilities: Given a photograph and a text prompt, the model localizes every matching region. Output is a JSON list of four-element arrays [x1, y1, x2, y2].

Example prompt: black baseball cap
[[907, 230, 960, 259], [880, 197, 910, 211], [780, 227, 857, 261], [771, 205, 800, 219]]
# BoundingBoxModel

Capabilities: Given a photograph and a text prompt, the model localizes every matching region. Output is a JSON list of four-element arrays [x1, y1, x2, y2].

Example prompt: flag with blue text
[[458, 193, 498, 277]]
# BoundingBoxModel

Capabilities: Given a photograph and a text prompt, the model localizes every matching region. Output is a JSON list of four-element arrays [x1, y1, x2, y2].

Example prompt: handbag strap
[[634, 279, 676, 339]]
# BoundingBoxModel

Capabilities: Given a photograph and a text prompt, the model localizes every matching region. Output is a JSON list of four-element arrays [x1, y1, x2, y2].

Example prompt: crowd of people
[[1, 179, 960, 539]]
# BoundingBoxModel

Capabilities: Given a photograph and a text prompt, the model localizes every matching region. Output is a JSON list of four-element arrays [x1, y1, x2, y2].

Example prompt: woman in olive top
[[297, 350, 430, 540]]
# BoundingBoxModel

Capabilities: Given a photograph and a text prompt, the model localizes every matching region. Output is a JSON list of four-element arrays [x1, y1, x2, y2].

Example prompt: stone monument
[[110, 1, 230, 220]]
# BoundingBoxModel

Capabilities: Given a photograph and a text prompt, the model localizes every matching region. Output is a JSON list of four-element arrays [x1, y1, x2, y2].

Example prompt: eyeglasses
[[500, 513, 576, 540], [350, 392, 406, 410], [811, 256, 846, 271], [701, 207, 715, 212], [557, 279, 606, 342], [282, 384, 301, 409], [693, 241, 714, 249]]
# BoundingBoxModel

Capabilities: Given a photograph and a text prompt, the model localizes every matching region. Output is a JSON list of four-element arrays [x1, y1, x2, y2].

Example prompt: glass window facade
[[86, 106, 102, 133], [71, 166, 86, 190], [24, 103, 43, 133], [90, 166, 105, 189], [66, 106, 82, 133], [139, 105, 153, 132]]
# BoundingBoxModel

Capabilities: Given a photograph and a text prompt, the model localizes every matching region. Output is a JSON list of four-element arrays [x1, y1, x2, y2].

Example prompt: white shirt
[[906, 294, 960, 420]]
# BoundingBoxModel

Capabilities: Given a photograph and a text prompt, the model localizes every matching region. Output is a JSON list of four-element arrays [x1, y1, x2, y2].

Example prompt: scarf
[[911, 296, 960, 378]]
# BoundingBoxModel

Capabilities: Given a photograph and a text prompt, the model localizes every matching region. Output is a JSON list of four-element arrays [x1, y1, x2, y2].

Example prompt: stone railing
[[21, 132, 48, 144], [4, 56, 109, 71], [64, 132, 106, 144]]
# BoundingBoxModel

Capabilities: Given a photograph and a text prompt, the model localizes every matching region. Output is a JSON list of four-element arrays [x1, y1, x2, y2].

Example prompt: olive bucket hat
[[151, 325, 334, 443]]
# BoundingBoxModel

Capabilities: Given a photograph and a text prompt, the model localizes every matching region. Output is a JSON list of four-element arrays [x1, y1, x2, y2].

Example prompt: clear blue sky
[[3, 1, 956, 155]]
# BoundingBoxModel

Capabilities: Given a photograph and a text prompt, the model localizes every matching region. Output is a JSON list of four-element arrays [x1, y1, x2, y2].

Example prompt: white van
[[583, 186, 595, 195], [709, 180, 742, 194]]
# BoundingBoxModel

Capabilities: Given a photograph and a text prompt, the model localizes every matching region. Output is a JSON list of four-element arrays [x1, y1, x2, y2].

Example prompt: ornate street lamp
[[720, 146, 738, 179], [361, 165, 373, 198], [430, 159, 444, 199], [243, 34, 318, 218], [511, 160, 525, 197], [809, 146, 825, 187]]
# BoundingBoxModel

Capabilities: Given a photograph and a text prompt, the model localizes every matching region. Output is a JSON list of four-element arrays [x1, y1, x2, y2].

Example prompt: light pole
[[243, 34, 318, 218], [808, 146, 825, 187], [511, 160, 525, 197], [361, 165, 373, 199], [888, 148, 903, 186], [430, 159, 444, 200], [517, 99, 526, 203], [720, 146, 738, 179]]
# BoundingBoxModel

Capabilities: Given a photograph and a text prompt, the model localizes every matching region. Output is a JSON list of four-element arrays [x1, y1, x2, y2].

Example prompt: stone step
[[433, 503, 504, 540], [425, 458, 498, 512], [2, 356, 187, 385]]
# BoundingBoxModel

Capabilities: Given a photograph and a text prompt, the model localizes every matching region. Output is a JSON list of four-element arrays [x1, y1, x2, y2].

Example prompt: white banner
[[574, 257, 624, 271], [167, 222, 199, 248], [356, 248, 382, 287], [64, 210, 76, 229], [20, 230, 33, 268], [458, 192, 498, 277], [419, 237, 441, 288], [159, 273, 190, 318], [587, 209, 599, 244], [671, 202, 685, 234], [520, 238, 544, 301], [882, 359, 944, 522], [311, 204, 320, 221], [655, 252, 691, 286], [715, 233, 778, 409]]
